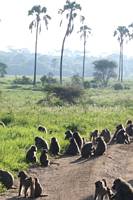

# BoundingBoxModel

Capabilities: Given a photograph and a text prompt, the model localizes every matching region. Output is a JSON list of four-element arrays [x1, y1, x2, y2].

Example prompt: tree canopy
[[0, 62, 8, 77], [93, 59, 117, 87]]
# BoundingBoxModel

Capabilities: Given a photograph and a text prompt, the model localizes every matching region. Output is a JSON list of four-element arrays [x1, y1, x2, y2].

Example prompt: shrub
[[13, 76, 32, 85], [44, 85, 84, 104], [1, 113, 14, 125], [113, 83, 124, 90], [71, 74, 82, 87], [83, 81, 90, 89], [40, 74, 57, 86]]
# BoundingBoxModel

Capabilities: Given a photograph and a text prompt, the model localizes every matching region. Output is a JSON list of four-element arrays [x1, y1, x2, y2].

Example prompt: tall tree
[[58, 0, 81, 84], [114, 26, 129, 82], [0, 62, 7, 77], [78, 16, 91, 84], [93, 59, 117, 87], [28, 5, 51, 85]]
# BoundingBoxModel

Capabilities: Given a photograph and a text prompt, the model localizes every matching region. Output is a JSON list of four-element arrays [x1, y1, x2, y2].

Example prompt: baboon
[[90, 129, 99, 144], [111, 178, 133, 200], [81, 142, 95, 158], [94, 179, 113, 200], [116, 129, 130, 144], [94, 136, 107, 156], [35, 136, 49, 150], [73, 131, 83, 150], [65, 137, 81, 156], [18, 171, 34, 198], [126, 120, 133, 136], [100, 128, 111, 143], [112, 124, 125, 142], [0, 170, 14, 189], [38, 125, 47, 133], [26, 145, 37, 163], [40, 149, 50, 167], [49, 137, 60, 156], [34, 177, 43, 197], [0, 121, 5, 128], [64, 130, 73, 140]]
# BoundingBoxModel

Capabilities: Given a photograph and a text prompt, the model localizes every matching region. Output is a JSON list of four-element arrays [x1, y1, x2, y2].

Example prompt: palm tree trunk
[[118, 45, 121, 81], [121, 43, 123, 82], [82, 38, 86, 84], [60, 33, 67, 85], [33, 22, 39, 86]]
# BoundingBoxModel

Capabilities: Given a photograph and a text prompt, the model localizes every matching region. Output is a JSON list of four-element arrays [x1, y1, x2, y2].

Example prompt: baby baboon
[[18, 171, 34, 198], [94, 179, 113, 200], [35, 136, 49, 151], [38, 125, 47, 133], [26, 145, 37, 163], [34, 177, 43, 197], [73, 131, 83, 150], [65, 137, 81, 156], [49, 137, 60, 156], [116, 129, 130, 144], [0, 170, 14, 189], [100, 128, 111, 144], [81, 142, 95, 158], [94, 136, 107, 156], [64, 130, 73, 140], [90, 129, 99, 144], [112, 178, 133, 200], [40, 149, 50, 167]]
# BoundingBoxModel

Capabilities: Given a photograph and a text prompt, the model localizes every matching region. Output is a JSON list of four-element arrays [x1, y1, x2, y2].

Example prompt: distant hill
[[0, 48, 133, 78]]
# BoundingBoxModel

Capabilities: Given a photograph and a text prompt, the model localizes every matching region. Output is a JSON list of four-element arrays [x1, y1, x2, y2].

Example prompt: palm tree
[[114, 26, 129, 82], [78, 16, 91, 84], [28, 5, 51, 85], [58, 0, 81, 84]]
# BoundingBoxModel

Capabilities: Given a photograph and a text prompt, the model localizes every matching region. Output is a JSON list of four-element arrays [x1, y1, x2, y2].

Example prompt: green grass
[[0, 77, 133, 176]]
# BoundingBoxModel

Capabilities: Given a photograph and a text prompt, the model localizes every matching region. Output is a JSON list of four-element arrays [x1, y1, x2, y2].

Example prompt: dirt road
[[1, 143, 133, 200]]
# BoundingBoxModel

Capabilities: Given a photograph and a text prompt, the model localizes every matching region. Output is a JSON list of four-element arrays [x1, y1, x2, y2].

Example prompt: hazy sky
[[0, 0, 133, 56]]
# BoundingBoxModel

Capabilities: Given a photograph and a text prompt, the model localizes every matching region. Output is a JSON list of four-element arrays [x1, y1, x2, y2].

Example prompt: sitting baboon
[[64, 130, 73, 140], [81, 142, 95, 158], [90, 129, 99, 144], [65, 137, 81, 156], [34, 177, 43, 197], [73, 131, 83, 150], [126, 121, 133, 136], [38, 125, 47, 133], [18, 171, 34, 198], [26, 145, 37, 163], [100, 128, 111, 144], [116, 129, 130, 144], [35, 136, 49, 150], [112, 178, 133, 200], [40, 149, 50, 167], [94, 179, 113, 200], [94, 137, 107, 156], [112, 124, 125, 142], [0, 170, 14, 189], [0, 121, 5, 128], [49, 137, 60, 156]]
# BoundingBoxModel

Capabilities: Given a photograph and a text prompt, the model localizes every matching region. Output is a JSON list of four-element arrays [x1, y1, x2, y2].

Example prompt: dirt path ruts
[[1, 143, 133, 200]]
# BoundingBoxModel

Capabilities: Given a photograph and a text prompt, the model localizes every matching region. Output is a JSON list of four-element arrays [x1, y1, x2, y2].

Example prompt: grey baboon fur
[[49, 137, 60, 156], [94, 137, 107, 156], [0, 170, 14, 189], [35, 136, 49, 150], [26, 145, 37, 163], [81, 142, 95, 158], [100, 128, 111, 143], [65, 137, 81, 156], [73, 131, 83, 150], [40, 149, 50, 167]]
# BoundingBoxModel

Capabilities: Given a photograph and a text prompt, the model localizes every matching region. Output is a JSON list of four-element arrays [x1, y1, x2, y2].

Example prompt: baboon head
[[126, 119, 132, 125], [65, 130, 73, 140], [31, 145, 37, 152], [18, 171, 28, 179], [116, 124, 124, 130], [51, 137, 57, 143]]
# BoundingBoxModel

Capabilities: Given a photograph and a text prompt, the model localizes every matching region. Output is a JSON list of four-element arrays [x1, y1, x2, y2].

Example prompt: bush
[[44, 85, 84, 104], [113, 83, 124, 90], [13, 76, 32, 85], [71, 74, 82, 87], [40, 74, 57, 86], [1, 113, 14, 125], [83, 81, 90, 89]]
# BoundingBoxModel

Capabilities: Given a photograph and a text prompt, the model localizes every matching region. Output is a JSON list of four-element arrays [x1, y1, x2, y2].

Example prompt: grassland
[[0, 77, 133, 176]]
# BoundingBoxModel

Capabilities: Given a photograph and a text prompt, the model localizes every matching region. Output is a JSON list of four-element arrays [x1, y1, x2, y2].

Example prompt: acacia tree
[[93, 59, 117, 87], [0, 63, 7, 77], [78, 16, 91, 84], [58, 0, 81, 84], [114, 26, 129, 82], [28, 5, 51, 85]]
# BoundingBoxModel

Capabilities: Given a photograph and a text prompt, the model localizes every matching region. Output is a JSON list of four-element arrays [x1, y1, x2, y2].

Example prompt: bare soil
[[0, 143, 133, 200]]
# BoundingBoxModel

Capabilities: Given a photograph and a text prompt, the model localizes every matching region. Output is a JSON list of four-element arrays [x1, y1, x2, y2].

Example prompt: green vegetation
[[0, 77, 133, 177]]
